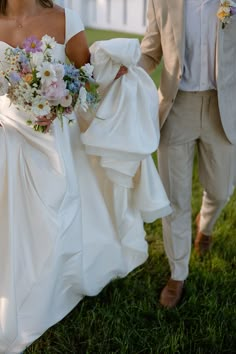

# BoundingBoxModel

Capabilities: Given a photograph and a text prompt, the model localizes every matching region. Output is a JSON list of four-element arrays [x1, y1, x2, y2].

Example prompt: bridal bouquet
[[0, 35, 100, 132]]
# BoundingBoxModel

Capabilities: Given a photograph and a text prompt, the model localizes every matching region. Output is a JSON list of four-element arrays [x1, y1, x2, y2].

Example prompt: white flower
[[54, 63, 65, 80], [79, 86, 88, 111], [31, 52, 44, 67], [225, 0, 236, 5], [60, 92, 72, 107], [81, 63, 94, 77], [32, 97, 51, 116], [222, 6, 231, 13], [219, 0, 236, 8], [41, 35, 56, 51], [37, 63, 57, 85], [0, 76, 9, 95]]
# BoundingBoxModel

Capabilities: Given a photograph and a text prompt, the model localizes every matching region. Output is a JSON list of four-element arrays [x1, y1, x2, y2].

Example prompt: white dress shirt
[[179, 0, 219, 91]]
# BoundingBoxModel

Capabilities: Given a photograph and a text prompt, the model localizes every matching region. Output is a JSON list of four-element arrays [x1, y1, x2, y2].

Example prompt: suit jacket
[[140, 0, 236, 144]]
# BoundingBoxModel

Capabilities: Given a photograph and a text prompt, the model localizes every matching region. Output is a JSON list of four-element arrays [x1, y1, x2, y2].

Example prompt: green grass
[[27, 29, 236, 354]]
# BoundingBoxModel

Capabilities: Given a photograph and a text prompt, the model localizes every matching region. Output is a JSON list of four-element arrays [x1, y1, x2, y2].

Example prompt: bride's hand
[[35, 116, 55, 133], [115, 66, 128, 80]]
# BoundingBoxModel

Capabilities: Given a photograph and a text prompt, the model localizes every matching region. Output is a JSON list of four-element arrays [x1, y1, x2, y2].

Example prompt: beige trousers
[[158, 90, 235, 281]]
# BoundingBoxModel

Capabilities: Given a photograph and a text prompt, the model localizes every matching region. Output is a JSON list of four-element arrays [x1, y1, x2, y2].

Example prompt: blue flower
[[9, 72, 21, 83]]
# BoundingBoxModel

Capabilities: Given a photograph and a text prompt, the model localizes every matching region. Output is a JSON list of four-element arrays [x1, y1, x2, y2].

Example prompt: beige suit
[[140, 0, 236, 280], [140, 0, 236, 143]]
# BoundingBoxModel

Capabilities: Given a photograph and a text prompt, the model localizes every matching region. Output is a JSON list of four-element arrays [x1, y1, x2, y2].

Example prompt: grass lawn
[[28, 29, 236, 354]]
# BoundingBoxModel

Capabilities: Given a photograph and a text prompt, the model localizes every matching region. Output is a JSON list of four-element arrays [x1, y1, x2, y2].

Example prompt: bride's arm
[[65, 31, 90, 68]]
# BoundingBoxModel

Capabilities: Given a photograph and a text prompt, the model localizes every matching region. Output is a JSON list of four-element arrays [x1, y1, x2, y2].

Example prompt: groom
[[139, 0, 236, 308]]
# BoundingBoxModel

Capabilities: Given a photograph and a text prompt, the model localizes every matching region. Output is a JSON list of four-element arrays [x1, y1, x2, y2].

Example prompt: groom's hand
[[115, 66, 128, 80]]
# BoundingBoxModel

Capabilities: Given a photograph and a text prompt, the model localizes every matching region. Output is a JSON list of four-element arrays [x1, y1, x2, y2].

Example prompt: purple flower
[[22, 36, 42, 53], [231, 7, 236, 15]]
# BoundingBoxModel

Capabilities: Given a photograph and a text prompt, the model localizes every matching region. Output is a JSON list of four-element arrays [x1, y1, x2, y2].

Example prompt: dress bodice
[[0, 7, 84, 63]]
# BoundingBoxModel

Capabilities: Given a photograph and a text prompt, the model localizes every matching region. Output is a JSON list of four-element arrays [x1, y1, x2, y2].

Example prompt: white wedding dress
[[0, 8, 171, 354]]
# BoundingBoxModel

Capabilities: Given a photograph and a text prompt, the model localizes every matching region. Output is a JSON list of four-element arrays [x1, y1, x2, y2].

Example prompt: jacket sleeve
[[139, 0, 162, 73]]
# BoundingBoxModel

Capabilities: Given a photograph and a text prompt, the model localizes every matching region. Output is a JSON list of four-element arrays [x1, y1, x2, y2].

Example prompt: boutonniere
[[217, 0, 236, 28]]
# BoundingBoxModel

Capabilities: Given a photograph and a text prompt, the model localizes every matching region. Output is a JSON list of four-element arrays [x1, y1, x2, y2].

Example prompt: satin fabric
[[82, 38, 171, 222], [0, 15, 171, 354]]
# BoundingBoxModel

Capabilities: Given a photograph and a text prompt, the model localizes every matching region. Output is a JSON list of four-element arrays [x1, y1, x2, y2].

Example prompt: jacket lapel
[[167, 0, 185, 71]]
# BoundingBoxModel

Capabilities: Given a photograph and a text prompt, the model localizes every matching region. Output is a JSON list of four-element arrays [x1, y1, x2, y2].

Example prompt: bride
[[0, 0, 171, 353]]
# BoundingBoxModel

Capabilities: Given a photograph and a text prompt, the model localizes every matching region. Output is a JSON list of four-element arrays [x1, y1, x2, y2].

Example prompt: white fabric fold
[[81, 38, 172, 222]]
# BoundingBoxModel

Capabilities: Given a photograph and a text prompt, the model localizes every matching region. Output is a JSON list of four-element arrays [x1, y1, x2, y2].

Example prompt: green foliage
[[27, 29, 236, 354], [86, 29, 143, 44], [86, 28, 161, 86]]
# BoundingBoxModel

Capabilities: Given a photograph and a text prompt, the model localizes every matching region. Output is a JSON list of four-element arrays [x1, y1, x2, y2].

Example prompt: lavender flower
[[23, 36, 42, 53], [231, 7, 236, 15]]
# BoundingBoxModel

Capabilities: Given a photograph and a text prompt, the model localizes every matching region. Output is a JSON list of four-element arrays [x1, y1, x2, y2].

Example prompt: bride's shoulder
[[43, 4, 65, 19], [25, 6, 65, 45], [40, 5, 65, 32], [44, 5, 81, 25]]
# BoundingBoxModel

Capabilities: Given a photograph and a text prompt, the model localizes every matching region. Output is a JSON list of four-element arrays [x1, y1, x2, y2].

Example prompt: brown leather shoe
[[159, 278, 184, 308], [194, 213, 212, 256]]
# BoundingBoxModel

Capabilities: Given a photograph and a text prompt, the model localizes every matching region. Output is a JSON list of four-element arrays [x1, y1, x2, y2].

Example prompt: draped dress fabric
[[82, 38, 172, 223], [0, 9, 171, 354]]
